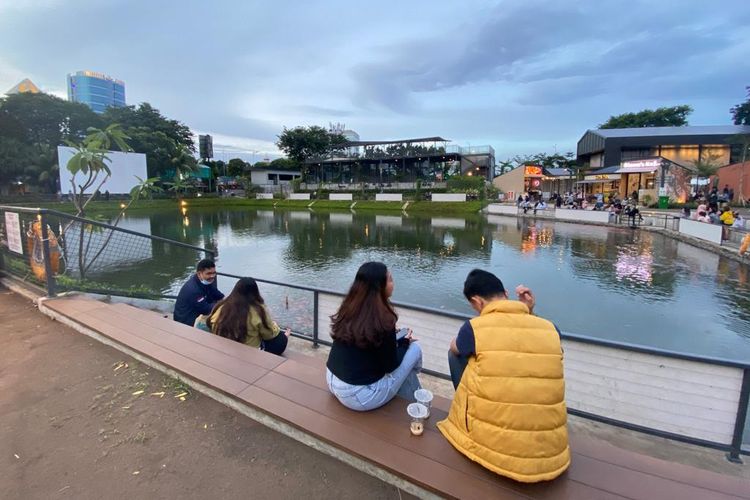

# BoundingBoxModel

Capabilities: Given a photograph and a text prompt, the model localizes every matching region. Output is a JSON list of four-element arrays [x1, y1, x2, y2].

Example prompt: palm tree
[[690, 154, 722, 195]]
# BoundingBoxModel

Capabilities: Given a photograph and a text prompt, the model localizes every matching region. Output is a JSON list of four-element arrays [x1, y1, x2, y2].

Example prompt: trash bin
[[658, 196, 669, 209]]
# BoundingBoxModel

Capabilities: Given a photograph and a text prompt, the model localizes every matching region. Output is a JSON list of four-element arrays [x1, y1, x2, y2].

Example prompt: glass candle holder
[[407, 403, 428, 436]]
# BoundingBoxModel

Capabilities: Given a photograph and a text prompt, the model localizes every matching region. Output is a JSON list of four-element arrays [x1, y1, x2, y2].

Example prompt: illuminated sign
[[621, 159, 661, 170], [524, 166, 543, 177]]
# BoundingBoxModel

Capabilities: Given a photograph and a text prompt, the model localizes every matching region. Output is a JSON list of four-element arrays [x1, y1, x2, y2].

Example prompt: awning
[[615, 167, 657, 174]]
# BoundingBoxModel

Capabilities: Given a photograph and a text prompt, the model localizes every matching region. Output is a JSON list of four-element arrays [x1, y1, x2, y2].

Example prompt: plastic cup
[[407, 403, 428, 436], [414, 389, 433, 418]]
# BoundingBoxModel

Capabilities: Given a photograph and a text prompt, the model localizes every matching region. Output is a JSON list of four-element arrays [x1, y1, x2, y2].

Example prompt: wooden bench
[[39, 296, 750, 500]]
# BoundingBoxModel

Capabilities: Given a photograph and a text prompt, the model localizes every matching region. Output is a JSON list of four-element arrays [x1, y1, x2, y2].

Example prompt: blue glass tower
[[67, 70, 126, 113]]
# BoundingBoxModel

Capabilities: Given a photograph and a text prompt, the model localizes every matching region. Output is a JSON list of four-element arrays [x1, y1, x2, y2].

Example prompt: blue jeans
[[448, 350, 469, 390], [326, 342, 423, 411]]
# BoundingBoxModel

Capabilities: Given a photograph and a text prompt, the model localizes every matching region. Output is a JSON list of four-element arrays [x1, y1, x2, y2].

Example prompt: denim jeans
[[326, 341, 423, 411], [448, 350, 469, 390]]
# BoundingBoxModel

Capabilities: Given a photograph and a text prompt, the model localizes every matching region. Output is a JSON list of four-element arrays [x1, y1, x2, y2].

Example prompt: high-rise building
[[67, 70, 126, 113]]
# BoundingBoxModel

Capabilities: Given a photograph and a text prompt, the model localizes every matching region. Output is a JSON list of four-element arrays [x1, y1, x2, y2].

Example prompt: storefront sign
[[4, 212, 23, 254], [524, 166, 543, 177], [584, 174, 620, 181], [621, 159, 661, 170]]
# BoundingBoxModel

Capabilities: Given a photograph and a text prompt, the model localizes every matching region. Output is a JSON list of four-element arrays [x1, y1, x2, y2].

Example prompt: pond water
[[91, 207, 750, 362]]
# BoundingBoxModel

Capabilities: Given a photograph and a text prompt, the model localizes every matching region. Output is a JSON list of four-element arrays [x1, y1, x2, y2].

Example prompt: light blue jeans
[[326, 342, 423, 411]]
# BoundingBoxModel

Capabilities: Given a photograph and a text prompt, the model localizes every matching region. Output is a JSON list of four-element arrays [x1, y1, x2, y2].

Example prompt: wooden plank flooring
[[42, 296, 750, 500]]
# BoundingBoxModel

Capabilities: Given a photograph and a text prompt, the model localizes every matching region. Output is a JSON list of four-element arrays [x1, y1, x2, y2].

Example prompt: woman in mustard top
[[207, 277, 290, 355]]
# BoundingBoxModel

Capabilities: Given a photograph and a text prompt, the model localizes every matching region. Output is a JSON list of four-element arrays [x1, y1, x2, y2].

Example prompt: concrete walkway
[[0, 289, 410, 500]]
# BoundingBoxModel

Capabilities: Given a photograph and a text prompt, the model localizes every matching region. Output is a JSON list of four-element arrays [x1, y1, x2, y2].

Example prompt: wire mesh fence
[[0, 206, 212, 298]]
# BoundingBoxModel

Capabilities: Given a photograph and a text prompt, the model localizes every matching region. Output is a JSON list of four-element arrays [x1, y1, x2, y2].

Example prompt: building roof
[[586, 125, 750, 139], [343, 137, 449, 147], [588, 165, 621, 175], [543, 168, 572, 177], [6, 78, 41, 95]]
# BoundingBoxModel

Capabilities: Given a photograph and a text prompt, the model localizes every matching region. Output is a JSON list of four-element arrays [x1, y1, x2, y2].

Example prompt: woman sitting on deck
[[207, 277, 290, 355], [326, 262, 423, 411]]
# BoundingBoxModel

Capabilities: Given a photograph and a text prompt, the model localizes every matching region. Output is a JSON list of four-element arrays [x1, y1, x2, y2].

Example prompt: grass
[[21, 196, 489, 215]]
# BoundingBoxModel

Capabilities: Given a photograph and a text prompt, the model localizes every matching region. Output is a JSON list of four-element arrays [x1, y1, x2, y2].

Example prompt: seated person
[[207, 277, 290, 355], [720, 207, 735, 226], [732, 212, 745, 229], [173, 259, 225, 327], [437, 269, 570, 483], [326, 262, 422, 411], [533, 200, 547, 214]]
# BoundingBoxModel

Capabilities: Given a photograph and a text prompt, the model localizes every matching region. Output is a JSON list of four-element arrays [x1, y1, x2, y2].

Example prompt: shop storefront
[[575, 166, 620, 196], [523, 165, 544, 195], [614, 158, 693, 204]]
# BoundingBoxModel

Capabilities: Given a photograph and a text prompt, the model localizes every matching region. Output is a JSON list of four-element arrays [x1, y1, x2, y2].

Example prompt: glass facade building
[[67, 70, 126, 113]]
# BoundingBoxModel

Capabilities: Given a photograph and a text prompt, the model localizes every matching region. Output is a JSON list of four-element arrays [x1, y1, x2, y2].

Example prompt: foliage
[[102, 103, 196, 179], [226, 158, 248, 177], [65, 124, 132, 216], [731, 86, 750, 125], [599, 105, 692, 129], [164, 176, 193, 198], [447, 175, 486, 191], [0, 93, 101, 192], [275, 126, 347, 176], [690, 154, 721, 179], [269, 157, 300, 170]]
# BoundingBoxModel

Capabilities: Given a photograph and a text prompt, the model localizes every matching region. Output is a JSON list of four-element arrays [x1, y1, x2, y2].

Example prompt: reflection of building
[[6, 78, 41, 95], [305, 136, 495, 184], [67, 70, 126, 113]]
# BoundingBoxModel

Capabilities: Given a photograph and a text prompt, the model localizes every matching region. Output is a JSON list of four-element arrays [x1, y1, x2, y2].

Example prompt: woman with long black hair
[[207, 277, 290, 355], [326, 262, 422, 411]]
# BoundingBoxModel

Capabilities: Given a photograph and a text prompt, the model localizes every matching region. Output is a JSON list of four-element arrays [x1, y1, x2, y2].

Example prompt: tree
[[731, 86, 750, 125], [690, 154, 721, 192], [275, 126, 347, 178], [226, 158, 248, 177], [102, 103, 196, 179], [599, 105, 693, 129], [268, 158, 299, 170], [0, 92, 101, 192]]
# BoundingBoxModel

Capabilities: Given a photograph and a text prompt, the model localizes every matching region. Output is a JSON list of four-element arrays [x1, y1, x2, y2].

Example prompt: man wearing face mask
[[173, 259, 225, 327]]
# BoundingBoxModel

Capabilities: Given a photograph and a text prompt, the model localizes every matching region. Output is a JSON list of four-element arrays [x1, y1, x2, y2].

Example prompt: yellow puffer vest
[[437, 300, 570, 483]]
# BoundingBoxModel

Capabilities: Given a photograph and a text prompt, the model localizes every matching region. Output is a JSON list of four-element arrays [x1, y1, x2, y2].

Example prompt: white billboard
[[57, 146, 148, 195]]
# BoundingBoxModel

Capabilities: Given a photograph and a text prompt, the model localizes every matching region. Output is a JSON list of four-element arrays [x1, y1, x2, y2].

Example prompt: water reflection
[[84, 207, 750, 361]]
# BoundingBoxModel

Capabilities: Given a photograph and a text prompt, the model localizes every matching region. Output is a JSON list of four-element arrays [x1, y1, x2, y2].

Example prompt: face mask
[[200, 279, 212, 286]]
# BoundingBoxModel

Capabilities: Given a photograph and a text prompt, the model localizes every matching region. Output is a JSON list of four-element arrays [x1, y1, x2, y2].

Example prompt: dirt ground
[[0, 289, 412, 500]]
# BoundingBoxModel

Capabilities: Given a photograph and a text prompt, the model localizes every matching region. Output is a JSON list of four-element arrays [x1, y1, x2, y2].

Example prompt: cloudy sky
[[1, 0, 748, 162]]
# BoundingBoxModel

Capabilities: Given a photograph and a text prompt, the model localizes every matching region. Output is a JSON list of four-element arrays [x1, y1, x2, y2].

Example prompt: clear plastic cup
[[414, 389, 433, 418], [407, 403, 428, 436]]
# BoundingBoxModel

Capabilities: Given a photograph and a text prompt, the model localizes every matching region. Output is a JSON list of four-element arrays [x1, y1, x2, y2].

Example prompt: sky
[[1, 0, 748, 163]]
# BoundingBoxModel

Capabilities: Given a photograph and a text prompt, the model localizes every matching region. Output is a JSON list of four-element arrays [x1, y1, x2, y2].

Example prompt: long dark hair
[[330, 262, 397, 348], [208, 277, 271, 343]]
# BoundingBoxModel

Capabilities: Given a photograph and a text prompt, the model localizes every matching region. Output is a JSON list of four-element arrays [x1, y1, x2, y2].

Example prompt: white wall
[[288, 193, 311, 200], [432, 193, 466, 202], [375, 193, 402, 201], [58, 146, 147, 195], [679, 218, 723, 245], [487, 204, 520, 215], [329, 193, 353, 201], [256, 193, 273, 200], [554, 208, 611, 224]]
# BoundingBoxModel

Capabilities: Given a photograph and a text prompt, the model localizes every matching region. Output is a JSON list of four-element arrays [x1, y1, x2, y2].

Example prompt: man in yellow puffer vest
[[437, 269, 570, 483]]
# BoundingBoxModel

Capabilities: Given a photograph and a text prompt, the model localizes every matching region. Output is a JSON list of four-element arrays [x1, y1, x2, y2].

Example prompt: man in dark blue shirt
[[173, 259, 225, 327]]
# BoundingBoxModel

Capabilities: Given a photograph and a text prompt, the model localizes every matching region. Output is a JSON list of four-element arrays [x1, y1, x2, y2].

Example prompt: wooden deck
[[40, 296, 750, 500]]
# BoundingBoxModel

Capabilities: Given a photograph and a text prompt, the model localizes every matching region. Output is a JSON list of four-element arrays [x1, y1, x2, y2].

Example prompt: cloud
[[1, 0, 747, 160]]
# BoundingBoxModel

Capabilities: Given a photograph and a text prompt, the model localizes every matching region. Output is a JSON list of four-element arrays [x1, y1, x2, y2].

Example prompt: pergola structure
[[304, 137, 494, 184]]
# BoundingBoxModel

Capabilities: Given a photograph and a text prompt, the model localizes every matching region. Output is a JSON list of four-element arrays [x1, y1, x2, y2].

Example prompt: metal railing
[[1, 204, 747, 461], [0, 205, 213, 299]]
